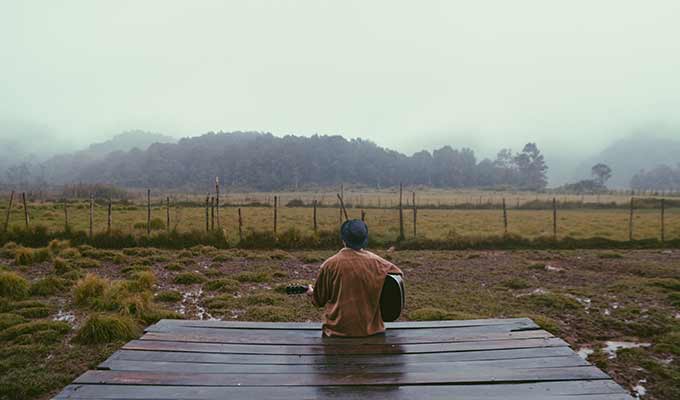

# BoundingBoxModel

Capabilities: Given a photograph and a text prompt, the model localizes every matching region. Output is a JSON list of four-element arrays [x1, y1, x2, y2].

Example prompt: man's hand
[[306, 284, 314, 298]]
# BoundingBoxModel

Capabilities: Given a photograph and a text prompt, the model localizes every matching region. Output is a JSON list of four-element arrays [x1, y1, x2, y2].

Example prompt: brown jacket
[[312, 248, 403, 337]]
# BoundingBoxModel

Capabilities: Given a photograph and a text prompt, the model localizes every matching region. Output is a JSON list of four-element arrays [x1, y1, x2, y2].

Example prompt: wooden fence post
[[22, 192, 30, 228], [205, 195, 210, 232], [660, 198, 665, 242], [63, 200, 69, 231], [166, 197, 170, 232], [552, 197, 557, 240], [274, 196, 278, 235], [147, 189, 151, 236], [107, 198, 112, 234], [398, 183, 404, 241], [210, 196, 215, 231], [215, 177, 220, 228], [361, 209, 366, 222], [312, 200, 318, 233], [3, 191, 14, 233], [339, 184, 344, 223], [629, 197, 634, 241], [412, 191, 417, 238], [238, 207, 243, 241], [89, 193, 93, 239], [502, 198, 508, 234], [337, 194, 349, 220]]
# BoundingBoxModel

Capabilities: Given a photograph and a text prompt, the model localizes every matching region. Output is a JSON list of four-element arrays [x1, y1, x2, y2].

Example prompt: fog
[[2, 1, 680, 183]]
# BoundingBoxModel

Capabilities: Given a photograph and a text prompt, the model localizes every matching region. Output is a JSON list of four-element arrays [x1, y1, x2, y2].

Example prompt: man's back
[[312, 248, 402, 337]]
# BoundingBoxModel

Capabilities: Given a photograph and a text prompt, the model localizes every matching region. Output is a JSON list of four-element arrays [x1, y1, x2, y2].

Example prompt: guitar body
[[286, 274, 405, 322], [380, 274, 405, 322]]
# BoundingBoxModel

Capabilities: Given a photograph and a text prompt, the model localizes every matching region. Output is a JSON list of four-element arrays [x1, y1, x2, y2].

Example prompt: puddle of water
[[577, 347, 593, 359], [633, 379, 647, 398], [53, 310, 75, 324], [604, 341, 651, 359], [544, 264, 563, 272]]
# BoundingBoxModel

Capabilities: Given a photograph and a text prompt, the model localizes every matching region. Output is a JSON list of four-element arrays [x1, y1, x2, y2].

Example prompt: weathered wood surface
[[53, 318, 633, 399]]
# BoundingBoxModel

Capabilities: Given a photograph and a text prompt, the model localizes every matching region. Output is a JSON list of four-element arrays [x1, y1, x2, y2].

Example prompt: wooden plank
[[75, 366, 610, 386], [152, 318, 539, 331], [139, 329, 552, 346], [54, 381, 632, 400], [123, 337, 568, 355], [147, 322, 538, 338], [100, 355, 589, 374], [109, 346, 577, 365]]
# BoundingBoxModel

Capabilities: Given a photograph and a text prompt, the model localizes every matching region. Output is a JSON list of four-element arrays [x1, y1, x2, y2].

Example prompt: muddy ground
[[0, 245, 678, 399]]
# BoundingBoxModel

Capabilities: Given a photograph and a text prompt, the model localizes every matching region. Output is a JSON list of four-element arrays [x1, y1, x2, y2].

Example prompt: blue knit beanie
[[340, 219, 368, 250]]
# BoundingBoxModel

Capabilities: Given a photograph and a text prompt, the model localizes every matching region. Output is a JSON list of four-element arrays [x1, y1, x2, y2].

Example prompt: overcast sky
[[2, 0, 680, 160]]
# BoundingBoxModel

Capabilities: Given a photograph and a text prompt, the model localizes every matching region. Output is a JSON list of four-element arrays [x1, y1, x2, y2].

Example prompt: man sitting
[[307, 219, 403, 337]]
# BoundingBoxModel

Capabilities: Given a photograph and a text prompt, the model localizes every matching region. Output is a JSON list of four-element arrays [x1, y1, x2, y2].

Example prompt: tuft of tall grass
[[14, 247, 51, 266], [73, 274, 108, 306], [173, 272, 207, 285], [0, 320, 70, 344], [74, 314, 140, 344], [203, 278, 240, 293], [30, 275, 72, 296], [0, 271, 30, 299]]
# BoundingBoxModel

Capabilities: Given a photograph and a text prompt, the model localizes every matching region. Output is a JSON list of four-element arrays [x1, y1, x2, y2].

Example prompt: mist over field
[[1, 1, 680, 187]]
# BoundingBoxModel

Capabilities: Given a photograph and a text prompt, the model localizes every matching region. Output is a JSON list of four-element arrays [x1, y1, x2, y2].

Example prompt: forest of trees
[[2, 132, 550, 191], [631, 164, 680, 191]]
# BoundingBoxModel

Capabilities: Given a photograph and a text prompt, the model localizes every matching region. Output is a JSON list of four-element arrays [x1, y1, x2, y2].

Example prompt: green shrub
[[0, 312, 26, 330], [156, 290, 182, 302], [235, 271, 271, 283], [73, 274, 108, 306], [30, 276, 71, 296], [74, 314, 140, 344], [528, 263, 545, 270], [0, 271, 30, 299], [173, 272, 206, 285], [244, 305, 294, 322], [203, 278, 240, 293]]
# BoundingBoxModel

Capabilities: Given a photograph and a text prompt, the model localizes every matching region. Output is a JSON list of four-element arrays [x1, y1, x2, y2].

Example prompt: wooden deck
[[54, 318, 633, 399]]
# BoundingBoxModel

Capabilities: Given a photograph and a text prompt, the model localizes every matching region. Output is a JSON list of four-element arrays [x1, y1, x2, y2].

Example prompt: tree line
[[2, 131, 549, 191], [631, 164, 680, 191]]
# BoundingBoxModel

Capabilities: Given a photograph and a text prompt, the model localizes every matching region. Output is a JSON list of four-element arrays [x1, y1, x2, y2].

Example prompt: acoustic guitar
[[286, 274, 405, 322]]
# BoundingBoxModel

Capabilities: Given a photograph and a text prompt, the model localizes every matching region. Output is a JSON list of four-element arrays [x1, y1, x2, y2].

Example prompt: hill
[[573, 133, 680, 188]]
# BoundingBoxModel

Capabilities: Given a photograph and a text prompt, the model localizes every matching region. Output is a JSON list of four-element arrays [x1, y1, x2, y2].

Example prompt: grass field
[[2, 198, 679, 244], [0, 243, 678, 399]]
